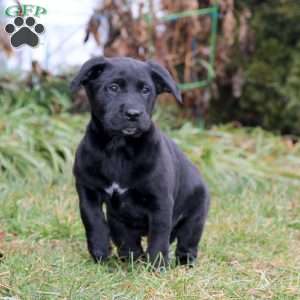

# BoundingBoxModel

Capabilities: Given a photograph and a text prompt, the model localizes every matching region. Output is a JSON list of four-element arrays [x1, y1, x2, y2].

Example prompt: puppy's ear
[[147, 60, 182, 103], [70, 57, 107, 93]]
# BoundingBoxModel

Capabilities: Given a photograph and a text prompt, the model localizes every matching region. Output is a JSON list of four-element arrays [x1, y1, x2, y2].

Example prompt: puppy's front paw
[[146, 252, 169, 270], [91, 250, 109, 263], [176, 254, 197, 267], [88, 244, 111, 263]]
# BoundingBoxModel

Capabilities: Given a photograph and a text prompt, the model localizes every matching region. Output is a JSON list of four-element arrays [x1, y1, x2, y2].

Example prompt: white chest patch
[[104, 182, 128, 196]]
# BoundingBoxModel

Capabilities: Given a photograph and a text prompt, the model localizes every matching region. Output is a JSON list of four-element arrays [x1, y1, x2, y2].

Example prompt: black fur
[[72, 57, 210, 267]]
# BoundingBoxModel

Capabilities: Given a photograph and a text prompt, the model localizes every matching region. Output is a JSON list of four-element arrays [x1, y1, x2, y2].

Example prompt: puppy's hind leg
[[175, 186, 210, 266]]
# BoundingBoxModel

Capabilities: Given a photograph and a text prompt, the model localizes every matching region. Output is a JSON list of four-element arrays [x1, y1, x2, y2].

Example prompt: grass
[[0, 108, 85, 181], [0, 116, 300, 299], [0, 81, 86, 182]]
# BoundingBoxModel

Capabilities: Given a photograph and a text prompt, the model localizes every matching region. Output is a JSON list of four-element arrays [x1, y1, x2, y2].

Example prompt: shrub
[[210, 1, 300, 136]]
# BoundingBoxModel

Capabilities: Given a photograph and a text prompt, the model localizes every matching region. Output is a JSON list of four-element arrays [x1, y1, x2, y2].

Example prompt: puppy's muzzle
[[125, 109, 143, 121]]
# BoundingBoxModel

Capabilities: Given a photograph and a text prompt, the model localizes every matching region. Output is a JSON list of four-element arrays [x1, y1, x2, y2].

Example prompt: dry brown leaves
[[83, 0, 255, 116]]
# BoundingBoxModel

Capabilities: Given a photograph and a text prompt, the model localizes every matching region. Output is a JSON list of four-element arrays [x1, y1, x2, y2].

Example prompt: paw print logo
[[5, 16, 45, 48]]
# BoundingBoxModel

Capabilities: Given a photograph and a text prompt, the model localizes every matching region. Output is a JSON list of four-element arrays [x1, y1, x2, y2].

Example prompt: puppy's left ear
[[70, 57, 108, 93], [147, 60, 182, 103]]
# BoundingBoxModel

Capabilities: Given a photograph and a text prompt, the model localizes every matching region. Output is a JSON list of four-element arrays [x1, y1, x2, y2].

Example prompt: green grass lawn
[[1, 122, 300, 299]]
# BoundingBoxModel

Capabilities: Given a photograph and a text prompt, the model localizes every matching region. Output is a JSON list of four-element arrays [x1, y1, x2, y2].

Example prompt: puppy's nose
[[125, 109, 142, 120]]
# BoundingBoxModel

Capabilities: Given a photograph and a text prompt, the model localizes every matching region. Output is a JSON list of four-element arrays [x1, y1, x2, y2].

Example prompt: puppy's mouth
[[122, 128, 138, 136]]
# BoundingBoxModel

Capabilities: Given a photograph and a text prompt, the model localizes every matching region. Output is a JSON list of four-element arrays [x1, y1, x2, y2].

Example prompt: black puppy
[[71, 57, 210, 266]]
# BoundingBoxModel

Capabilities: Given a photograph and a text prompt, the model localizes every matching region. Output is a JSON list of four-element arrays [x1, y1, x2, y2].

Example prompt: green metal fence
[[147, 5, 218, 91]]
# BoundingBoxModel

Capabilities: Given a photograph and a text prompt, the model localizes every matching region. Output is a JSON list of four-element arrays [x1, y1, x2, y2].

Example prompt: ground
[[0, 124, 300, 300]]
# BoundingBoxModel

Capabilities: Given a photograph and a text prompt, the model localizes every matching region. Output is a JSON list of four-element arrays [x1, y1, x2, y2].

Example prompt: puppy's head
[[71, 57, 182, 137]]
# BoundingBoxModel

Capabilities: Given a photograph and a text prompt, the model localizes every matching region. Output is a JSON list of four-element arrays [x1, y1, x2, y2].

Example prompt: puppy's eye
[[141, 86, 151, 95], [108, 83, 120, 93]]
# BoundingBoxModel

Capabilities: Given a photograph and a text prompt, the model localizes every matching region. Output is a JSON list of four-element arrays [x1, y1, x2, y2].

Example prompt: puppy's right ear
[[70, 57, 107, 93]]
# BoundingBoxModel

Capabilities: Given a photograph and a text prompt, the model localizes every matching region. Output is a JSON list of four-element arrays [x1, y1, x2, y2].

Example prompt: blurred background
[[1, 0, 300, 135], [0, 0, 300, 182]]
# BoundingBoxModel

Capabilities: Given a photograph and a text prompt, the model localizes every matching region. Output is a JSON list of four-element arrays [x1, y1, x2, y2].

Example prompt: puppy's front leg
[[147, 207, 172, 267], [76, 183, 110, 262]]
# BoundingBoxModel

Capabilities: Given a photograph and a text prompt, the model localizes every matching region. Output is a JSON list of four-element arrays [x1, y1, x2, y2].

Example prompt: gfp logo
[[4, 5, 47, 48]]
